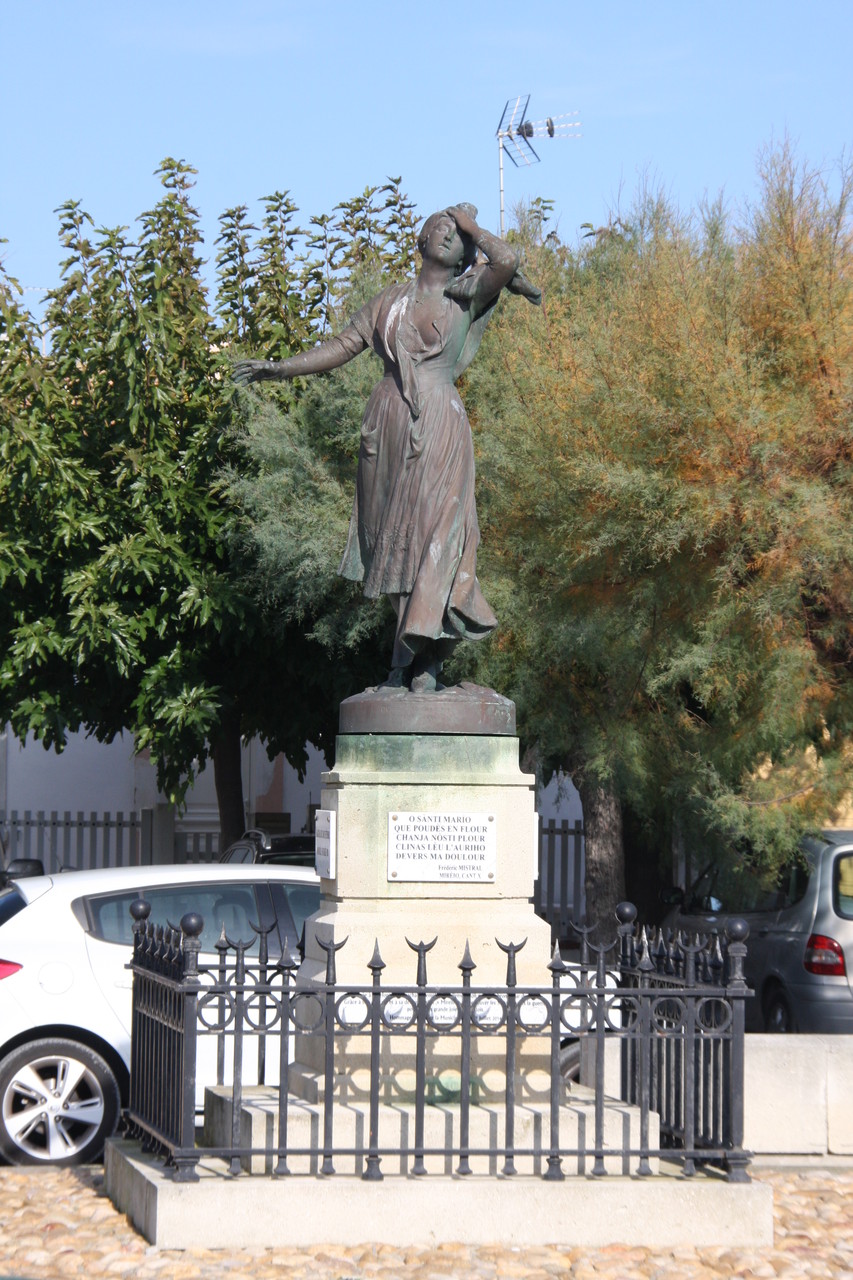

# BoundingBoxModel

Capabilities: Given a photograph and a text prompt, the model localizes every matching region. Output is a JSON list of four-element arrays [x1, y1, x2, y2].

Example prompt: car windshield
[[836, 854, 853, 920], [0, 883, 26, 928]]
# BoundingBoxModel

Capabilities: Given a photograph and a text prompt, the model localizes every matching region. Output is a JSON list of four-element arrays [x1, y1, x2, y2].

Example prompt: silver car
[[663, 830, 853, 1033]]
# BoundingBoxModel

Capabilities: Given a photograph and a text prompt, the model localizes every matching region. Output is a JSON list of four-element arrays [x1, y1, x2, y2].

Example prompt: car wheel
[[764, 989, 793, 1033], [0, 1038, 120, 1166]]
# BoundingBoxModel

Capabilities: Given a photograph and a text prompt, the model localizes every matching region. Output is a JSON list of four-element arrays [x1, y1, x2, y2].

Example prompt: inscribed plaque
[[387, 811, 496, 883]]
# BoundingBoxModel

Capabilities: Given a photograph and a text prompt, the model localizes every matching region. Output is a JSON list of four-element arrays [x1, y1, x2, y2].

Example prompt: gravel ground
[[0, 1164, 852, 1280]]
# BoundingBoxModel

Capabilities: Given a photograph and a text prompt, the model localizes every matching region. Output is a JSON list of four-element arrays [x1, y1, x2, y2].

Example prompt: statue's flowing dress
[[338, 270, 499, 669]]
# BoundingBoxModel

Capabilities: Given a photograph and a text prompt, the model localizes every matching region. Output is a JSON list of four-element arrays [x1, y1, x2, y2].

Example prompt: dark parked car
[[0, 858, 46, 886], [220, 829, 315, 868], [663, 830, 853, 1033]]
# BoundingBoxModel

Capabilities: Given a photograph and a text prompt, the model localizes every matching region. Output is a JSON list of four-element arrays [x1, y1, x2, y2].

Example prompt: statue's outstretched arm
[[233, 325, 367, 385]]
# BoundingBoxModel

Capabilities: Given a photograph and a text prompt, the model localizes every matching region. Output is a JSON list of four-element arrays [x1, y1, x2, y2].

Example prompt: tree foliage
[[0, 166, 415, 844], [5, 144, 852, 910], [458, 145, 853, 913]]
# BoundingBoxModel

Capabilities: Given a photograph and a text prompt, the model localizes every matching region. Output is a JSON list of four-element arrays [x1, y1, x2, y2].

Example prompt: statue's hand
[[232, 359, 272, 385], [446, 204, 479, 239]]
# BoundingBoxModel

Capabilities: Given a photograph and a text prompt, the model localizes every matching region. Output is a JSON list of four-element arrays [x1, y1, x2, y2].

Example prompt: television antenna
[[496, 95, 580, 237]]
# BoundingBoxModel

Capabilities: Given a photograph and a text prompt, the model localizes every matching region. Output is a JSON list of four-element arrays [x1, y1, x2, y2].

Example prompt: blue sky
[[2, 0, 851, 311]]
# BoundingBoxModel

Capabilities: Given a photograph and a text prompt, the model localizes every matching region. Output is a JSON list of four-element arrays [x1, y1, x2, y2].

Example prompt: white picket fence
[[0, 810, 581, 936], [0, 809, 218, 870], [535, 817, 586, 940]]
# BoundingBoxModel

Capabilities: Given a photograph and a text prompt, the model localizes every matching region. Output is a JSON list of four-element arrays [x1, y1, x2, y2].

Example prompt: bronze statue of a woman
[[235, 204, 539, 694]]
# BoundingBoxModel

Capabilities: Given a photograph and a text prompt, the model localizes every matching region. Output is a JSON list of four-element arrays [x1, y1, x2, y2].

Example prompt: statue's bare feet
[[409, 650, 445, 693], [379, 666, 409, 689]]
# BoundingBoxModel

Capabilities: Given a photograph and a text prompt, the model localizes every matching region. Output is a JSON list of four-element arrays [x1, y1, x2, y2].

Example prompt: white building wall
[[0, 724, 328, 838], [1, 725, 578, 839], [3, 728, 147, 815]]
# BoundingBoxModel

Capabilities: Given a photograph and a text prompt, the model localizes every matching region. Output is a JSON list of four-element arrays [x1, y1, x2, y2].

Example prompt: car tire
[[0, 1038, 120, 1166], [560, 1036, 581, 1082], [763, 989, 793, 1033]]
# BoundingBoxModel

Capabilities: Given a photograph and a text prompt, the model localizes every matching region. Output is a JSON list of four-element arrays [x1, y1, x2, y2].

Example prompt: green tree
[[0, 246, 105, 749], [0, 166, 416, 849], [17, 162, 260, 840], [222, 181, 419, 721], [459, 149, 853, 927]]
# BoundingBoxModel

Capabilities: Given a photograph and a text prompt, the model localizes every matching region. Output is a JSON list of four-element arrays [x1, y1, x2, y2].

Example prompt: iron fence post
[[590, 935, 615, 1178], [497, 937, 526, 1176], [127, 898, 151, 1137], [227, 936, 248, 1177], [252, 921, 274, 1087], [214, 930, 229, 1087], [407, 936, 437, 1176], [723, 919, 751, 1183], [681, 935, 702, 1176], [456, 942, 475, 1175], [634, 926, 655, 1177], [363, 940, 386, 1182], [317, 932, 347, 1176], [274, 945, 300, 1176], [172, 912, 202, 1183], [616, 903, 638, 1121], [544, 943, 566, 1181]]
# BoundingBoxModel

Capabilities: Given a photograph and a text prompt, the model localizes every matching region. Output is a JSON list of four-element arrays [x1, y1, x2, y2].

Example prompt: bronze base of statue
[[339, 682, 516, 736]]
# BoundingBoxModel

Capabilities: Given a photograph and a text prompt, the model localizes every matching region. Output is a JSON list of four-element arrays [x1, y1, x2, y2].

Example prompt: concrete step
[[104, 1137, 774, 1249], [202, 1081, 659, 1177]]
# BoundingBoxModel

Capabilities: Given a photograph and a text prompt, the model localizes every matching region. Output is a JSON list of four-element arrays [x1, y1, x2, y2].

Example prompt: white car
[[0, 863, 320, 1166]]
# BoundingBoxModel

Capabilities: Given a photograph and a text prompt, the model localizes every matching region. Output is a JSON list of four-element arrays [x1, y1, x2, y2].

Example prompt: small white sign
[[533, 811, 541, 880], [314, 809, 336, 879], [387, 811, 496, 883]]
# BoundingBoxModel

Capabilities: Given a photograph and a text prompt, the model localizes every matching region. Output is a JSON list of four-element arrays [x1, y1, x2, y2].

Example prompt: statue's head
[[418, 205, 478, 275]]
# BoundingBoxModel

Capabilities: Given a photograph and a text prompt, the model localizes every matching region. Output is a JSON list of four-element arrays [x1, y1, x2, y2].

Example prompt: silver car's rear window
[[0, 883, 27, 927], [836, 854, 853, 920]]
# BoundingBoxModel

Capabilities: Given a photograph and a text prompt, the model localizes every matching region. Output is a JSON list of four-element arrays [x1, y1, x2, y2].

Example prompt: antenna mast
[[495, 96, 580, 237]]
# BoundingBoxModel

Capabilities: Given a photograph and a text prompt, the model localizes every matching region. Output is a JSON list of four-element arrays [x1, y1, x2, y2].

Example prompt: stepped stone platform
[[202, 1081, 657, 1176], [104, 1136, 773, 1250]]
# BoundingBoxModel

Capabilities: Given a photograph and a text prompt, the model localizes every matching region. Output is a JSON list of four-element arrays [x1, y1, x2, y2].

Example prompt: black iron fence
[[125, 900, 751, 1183], [614, 912, 749, 1180]]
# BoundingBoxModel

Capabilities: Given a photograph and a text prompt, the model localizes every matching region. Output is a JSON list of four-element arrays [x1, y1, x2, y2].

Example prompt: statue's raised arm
[[235, 202, 539, 694]]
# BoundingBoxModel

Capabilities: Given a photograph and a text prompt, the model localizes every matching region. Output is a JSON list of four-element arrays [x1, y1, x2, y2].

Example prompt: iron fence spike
[[459, 940, 476, 973]]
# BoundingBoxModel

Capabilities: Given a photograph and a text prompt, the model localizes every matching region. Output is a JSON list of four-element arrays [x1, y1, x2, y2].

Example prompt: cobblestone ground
[[0, 1166, 852, 1280]]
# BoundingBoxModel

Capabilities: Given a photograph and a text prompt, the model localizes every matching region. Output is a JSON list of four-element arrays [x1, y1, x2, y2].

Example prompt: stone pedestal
[[302, 723, 552, 988], [292, 686, 554, 1100]]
